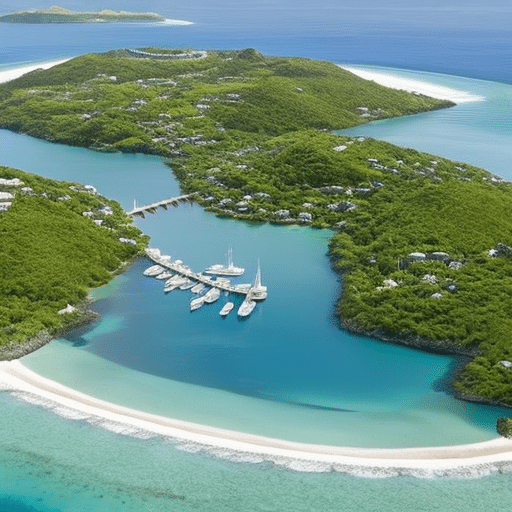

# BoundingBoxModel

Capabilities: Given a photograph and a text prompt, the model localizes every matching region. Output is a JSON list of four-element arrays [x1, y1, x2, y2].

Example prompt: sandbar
[[2, 360, 512, 476], [161, 19, 194, 25], [339, 65, 485, 104]]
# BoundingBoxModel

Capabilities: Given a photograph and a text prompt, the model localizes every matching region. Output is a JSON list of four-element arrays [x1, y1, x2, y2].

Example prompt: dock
[[145, 248, 253, 296]]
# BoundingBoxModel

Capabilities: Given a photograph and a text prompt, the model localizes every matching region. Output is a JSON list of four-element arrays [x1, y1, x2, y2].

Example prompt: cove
[[0, 125, 506, 448], [338, 65, 512, 181]]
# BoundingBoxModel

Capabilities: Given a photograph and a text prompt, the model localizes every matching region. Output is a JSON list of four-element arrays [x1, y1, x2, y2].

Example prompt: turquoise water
[[339, 66, 512, 180], [3, 392, 512, 512], [3, 61, 512, 510], [0, 126, 503, 448]]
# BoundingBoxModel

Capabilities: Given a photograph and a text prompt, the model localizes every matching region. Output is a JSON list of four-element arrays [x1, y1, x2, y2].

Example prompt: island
[[0, 6, 165, 24], [1, 48, 511, 409]]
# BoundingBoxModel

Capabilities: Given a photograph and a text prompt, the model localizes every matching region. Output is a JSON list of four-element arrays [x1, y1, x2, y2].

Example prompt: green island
[[0, 6, 165, 24], [1, 48, 512, 408], [0, 166, 148, 359]]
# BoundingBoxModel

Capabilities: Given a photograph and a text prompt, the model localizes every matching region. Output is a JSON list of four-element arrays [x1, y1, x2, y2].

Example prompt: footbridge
[[128, 193, 197, 217]]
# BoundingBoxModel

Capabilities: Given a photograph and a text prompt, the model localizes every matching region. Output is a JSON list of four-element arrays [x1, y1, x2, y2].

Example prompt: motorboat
[[143, 264, 164, 276], [203, 287, 221, 303], [204, 248, 244, 276], [219, 302, 234, 316], [155, 271, 173, 280], [180, 279, 196, 290], [190, 296, 205, 311], [164, 275, 188, 292], [191, 283, 205, 294]]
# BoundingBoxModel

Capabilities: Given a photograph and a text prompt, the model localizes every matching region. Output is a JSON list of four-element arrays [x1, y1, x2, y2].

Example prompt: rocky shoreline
[[338, 316, 480, 358], [0, 253, 143, 362], [0, 300, 99, 361]]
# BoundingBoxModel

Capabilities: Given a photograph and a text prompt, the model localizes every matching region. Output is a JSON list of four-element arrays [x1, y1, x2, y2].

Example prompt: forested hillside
[[0, 166, 147, 354]]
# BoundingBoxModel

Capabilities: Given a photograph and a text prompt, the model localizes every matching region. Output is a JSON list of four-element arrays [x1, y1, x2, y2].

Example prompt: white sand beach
[[340, 65, 485, 104], [0, 59, 72, 84], [161, 19, 194, 25], [2, 360, 512, 476]]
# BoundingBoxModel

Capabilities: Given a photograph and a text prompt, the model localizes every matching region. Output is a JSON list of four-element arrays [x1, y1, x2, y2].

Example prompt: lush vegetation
[[2, 48, 512, 406], [0, 6, 165, 23], [497, 417, 512, 438], [0, 48, 451, 154], [0, 166, 148, 350]]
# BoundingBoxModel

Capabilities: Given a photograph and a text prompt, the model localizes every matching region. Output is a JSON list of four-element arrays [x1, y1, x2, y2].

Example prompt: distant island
[[0, 5, 166, 23]]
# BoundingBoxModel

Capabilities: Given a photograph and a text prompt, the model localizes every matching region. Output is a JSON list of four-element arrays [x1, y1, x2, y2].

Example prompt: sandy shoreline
[[339, 65, 485, 104], [0, 58, 73, 84], [2, 360, 512, 475]]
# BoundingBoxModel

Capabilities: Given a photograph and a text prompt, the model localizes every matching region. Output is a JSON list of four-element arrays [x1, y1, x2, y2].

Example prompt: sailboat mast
[[254, 260, 261, 289], [228, 247, 233, 269]]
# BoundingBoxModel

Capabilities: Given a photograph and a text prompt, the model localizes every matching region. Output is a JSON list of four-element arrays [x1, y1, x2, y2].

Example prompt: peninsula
[[0, 6, 166, 23], [0, 48, 511, 409], [0, 166, 148, 359]]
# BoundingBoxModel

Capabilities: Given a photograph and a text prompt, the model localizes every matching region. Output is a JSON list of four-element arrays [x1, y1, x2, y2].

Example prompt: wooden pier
[[128, 193, 197, 218]]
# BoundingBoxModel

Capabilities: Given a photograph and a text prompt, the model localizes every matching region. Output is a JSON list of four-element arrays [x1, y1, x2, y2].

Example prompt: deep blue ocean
[[2, 1, 512, 510]]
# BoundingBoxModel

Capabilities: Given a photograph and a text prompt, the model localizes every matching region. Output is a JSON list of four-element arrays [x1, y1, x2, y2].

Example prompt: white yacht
[[155, 271, 173, 280], [219, 302, 234, 316], [143, 265, 164, 276], [203, 287, 221, 303], [237, 297, 256, 317], [180, 279, 195, 290], [191, 283, 205, 294], [164, 275, 188, 292], [204, 248, 244, 276], [190, 296, 205, 311]]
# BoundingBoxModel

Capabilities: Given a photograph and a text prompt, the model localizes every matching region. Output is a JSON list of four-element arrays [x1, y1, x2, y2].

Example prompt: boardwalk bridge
[[127, 193, 197, 218]]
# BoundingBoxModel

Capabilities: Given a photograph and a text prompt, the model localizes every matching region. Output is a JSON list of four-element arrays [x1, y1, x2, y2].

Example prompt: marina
[[144, 247, 266, 315]]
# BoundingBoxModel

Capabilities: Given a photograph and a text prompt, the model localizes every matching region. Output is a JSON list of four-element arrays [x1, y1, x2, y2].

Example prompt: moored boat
[[203, 287, 221, 303], [204, 248, 244, 276], [191, 283, 205, 294], [250, 261, 267, 300], [180, 279, 195, 290], [155, 271, 173, 280], [219, 302, 234, 316], [164, 275, 188, 292], [143, 264, 164, 276], [237, 297, 256, 317], [190, 296, 205, 311]]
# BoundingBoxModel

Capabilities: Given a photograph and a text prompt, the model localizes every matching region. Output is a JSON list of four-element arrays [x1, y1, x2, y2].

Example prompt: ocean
[[1, 1, 512, 510]]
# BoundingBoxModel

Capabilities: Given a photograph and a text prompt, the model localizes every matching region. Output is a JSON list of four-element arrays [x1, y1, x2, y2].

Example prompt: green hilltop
[[1, 48, 511, 407]]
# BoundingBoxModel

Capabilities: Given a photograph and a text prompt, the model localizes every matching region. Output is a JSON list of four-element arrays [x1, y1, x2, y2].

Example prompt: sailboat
[[204, 248, 244, 276], [250, 260, 267, 300], [237, 261, 267, 317]]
